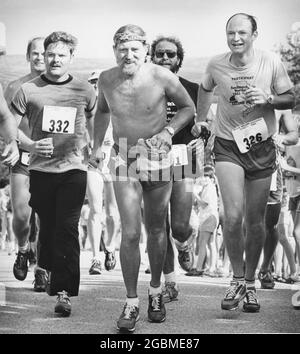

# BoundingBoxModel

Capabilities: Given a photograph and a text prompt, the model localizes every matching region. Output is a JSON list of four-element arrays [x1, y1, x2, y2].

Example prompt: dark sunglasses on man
[[155, 51, 177, 59]]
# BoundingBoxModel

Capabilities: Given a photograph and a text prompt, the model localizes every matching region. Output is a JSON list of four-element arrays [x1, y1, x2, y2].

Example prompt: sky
[[0, 0, 299, 58]]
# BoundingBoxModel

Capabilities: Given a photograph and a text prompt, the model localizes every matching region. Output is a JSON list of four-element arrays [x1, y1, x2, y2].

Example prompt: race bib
[[172, 144, 188, 166], [42, 105, 77, 134], [232, 118, 268, 153], [20, 152, 30, 166]]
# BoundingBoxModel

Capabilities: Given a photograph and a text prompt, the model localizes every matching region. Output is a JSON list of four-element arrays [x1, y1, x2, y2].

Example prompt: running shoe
[[33, 269, 48, 292], [148, 292, 166, 322], [117, 303, 139, 332], [258, 270, 275, 289], [89, 258, 102, 275], [221, 281, 246, 310], [177, 245, 194, 272], [13, 251, 29, 281], [54, 291, 71, 317], [185, 268, 203, 276], [162, 281, 179, 303], [285, 274, 300, 284], [243, 288, 260, 313], [104, 251, 116, 271]]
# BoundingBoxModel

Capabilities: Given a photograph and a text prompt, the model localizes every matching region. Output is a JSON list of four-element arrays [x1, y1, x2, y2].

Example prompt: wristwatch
[[164, 126, 175, 137], [267, 94, 274, 104]]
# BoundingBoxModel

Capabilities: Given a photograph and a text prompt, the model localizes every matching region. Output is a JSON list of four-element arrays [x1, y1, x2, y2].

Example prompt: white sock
[[164, 272, 176, 284], [175, 240, 187, 251], [149, 284, 162, 295], [18, 243, 29, 253], [105, 245, 115, 253], [126, 297, 139, 307]]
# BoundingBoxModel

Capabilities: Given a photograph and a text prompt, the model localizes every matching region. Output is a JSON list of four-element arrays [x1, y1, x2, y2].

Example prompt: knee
[[13, 210, 30, 229], [146, 226, 165, 241], [224, 212, 242, 232], [171, 220, 191, 241], [121, 231, 140, 247]]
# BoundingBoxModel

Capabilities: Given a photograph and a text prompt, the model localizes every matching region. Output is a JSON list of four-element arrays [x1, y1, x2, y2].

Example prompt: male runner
[[12, 31, 96, 316], [193, 13, 295, 312], [91, 24, 195, 332], [5, 37, 47, 290]]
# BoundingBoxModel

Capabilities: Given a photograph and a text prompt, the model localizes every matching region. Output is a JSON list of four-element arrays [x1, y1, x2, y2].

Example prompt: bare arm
[[0, 86, 18, 143], [278, 110, 299, 146], [270, 89, 295, 110], [191, 84, 215, 138], [150, 68, 195, 151], [0, 86, 19, 166], [279, 155, 300, 175], [196, 84, 215, 123], [245, 88, 295, 110], [90, 80, 111, 167], [13, 110, 54, 157], [162, 71, 195, 134], [93, 85, 110, 151]]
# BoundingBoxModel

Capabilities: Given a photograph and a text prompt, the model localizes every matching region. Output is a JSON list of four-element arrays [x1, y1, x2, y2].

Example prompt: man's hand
[[273, 134, 286, 152], [29, 138, 54, 158], [89, 147, 105, 171], [191, 121, 211, 146], [244, 86, 269, 105], [149, 129, 172, 153], [1, 140, 19, 166]]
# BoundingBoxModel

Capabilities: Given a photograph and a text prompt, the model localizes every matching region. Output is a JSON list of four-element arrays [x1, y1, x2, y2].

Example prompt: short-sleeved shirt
[[12, 74, 96, 173], [202, 49, 293, 141]]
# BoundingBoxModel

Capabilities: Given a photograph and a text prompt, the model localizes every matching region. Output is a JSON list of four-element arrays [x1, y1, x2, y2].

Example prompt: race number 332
[[42, 105, 77, 134]]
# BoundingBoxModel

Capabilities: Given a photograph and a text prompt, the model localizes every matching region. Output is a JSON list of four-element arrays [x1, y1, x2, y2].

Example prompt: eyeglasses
[[155, 51, 177, 59]]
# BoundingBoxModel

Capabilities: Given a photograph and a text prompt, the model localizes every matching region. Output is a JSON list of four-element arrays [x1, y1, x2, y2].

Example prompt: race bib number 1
[[232, 118, 268, 154], [172, 144, 188, 166], [42, 105, 77, 134], [20, 152, 30, 166]]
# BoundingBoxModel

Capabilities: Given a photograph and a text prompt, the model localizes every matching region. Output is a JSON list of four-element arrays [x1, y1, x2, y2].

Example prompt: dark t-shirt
[[166, 76, 198, 145]]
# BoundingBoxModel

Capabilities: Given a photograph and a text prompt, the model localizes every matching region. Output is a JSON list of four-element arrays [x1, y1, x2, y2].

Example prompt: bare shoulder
[[99, 67, 118, 86], [149, 63, 179, 85]]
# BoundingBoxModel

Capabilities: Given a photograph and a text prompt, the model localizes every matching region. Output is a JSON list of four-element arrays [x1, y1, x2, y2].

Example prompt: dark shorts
[[108, 144, 172, 191], [10, 150, 30, 177], [289, 195, 300, 212], [213, 136, 277, 180], [266, 202, 281, 228]]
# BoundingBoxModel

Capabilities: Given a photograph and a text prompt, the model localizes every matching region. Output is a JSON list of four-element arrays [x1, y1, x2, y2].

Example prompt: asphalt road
[[0, 249, 299, 335]]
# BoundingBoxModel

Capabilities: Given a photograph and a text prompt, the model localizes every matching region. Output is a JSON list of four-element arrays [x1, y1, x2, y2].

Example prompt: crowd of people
[[0, 12, 299, 333]]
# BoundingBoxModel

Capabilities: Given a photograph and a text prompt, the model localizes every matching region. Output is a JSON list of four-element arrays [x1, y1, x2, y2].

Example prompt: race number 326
[[243, 133, 263, 151], [42, 105, 77, 134]]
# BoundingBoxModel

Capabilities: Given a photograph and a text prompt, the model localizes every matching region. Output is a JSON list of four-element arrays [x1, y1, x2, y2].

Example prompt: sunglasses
[[155, 51, 177, 59]]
